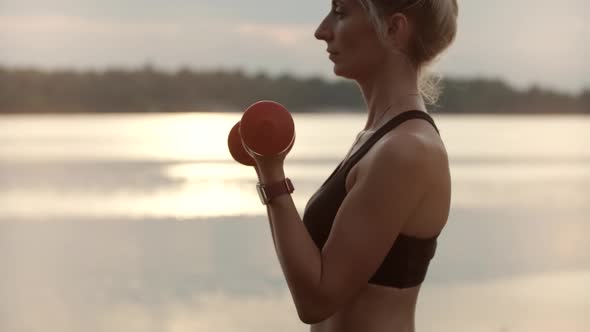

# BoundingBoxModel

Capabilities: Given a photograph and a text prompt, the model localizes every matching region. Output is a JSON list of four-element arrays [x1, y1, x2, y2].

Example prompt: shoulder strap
[[320, 110, 439, 187], [342, 110, 439, 170], [371, 110, 440, 141]]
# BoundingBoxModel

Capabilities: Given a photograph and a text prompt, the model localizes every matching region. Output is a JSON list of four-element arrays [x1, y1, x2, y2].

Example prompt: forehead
[[333, 0, 352, 5], [333, 0, 358, 8]]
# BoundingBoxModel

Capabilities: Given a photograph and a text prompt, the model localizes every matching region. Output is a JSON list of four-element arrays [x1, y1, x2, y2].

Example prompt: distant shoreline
[[1, 66, 588, 115]]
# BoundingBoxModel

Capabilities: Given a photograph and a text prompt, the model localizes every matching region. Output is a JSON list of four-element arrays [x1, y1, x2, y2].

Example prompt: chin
[[333, 64, 361, 81]]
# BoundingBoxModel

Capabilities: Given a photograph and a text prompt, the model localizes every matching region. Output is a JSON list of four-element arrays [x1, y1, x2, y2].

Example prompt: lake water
[[1, 112, 589, 332]]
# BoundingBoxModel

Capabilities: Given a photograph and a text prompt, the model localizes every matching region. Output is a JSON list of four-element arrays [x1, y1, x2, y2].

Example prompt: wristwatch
[[256, 178, 295, 205]]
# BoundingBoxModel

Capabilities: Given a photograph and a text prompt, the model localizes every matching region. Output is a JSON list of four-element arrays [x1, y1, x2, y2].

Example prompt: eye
[[331, 6, 344, 18]]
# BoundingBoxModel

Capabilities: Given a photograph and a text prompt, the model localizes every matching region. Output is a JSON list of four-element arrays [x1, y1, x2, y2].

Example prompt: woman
[[245, 0, 457, 330]]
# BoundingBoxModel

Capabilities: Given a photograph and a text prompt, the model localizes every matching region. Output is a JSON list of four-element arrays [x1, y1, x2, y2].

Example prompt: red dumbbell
[[227, 100, 295, 166], [228, 121, 256, 166]]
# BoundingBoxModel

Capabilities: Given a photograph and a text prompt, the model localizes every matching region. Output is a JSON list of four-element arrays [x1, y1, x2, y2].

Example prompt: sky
[[0, 0, 588, 94]]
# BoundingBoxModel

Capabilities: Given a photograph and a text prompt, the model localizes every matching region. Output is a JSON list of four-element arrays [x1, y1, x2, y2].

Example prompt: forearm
[[256, 167, 278, 248], [258, 168, 323, 313]]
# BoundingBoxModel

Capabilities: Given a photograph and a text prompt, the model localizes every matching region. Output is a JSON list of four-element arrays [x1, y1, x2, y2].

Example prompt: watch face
[[256, 183, 268, 204], [285, 178, 294, 191]]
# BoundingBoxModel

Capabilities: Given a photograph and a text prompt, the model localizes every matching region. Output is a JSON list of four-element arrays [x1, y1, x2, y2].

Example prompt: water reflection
[[1, 158, 589, 218], [1, 215, 589, 332], [1, 113, 590, 331]]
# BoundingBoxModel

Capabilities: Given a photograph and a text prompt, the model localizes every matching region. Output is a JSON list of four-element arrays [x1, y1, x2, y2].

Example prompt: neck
[[355, 57, 426, 131]]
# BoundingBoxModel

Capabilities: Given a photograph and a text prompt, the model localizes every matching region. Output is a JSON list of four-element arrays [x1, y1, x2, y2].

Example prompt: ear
[[384, 12, 412, 51]]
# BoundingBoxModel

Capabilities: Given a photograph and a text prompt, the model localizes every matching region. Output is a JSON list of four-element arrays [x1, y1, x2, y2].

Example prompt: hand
[[241, 138, 293, 175]]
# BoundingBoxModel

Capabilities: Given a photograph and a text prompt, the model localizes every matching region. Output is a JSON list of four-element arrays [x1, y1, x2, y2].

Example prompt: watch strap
[[257, 178, 294, 205]]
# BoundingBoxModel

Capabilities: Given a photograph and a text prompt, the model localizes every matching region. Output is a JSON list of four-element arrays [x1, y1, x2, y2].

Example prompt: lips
[[327, 50, 338, 59], [326, 48, 339, 60]]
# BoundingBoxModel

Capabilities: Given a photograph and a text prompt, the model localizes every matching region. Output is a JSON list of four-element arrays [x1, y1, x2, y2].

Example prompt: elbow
[[295, 293, 334, 325], [291, 269, 338, 324], [297, 307, 329, 325]]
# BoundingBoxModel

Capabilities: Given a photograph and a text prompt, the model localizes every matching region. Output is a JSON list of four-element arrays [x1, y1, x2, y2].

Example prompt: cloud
[[432, 0, 590, 92], [235, 23, 315, 48], [0, 14, 321, 72], [0, 0, 588, 93], [0, 14, 180, 35]]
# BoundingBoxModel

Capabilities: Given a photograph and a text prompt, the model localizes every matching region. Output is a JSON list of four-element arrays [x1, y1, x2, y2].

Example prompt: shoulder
[[350, 127, 445, 191], [345, 120, 446, 192], [345, 132, 435, 201], [369, 131, 439, 178]]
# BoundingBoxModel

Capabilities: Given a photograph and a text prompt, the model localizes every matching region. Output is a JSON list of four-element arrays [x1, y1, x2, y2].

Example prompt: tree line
[[0, 65, 588, 114]]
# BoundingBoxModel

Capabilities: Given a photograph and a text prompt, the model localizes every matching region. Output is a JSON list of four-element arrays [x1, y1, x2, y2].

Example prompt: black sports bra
[[302, 110, 441, 288]]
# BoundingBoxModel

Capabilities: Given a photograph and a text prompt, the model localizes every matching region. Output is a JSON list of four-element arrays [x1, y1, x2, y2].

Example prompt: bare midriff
[[310, 283, 421, 332]]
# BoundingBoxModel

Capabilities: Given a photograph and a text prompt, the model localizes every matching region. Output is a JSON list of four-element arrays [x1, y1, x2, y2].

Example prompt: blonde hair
[[357, 0, 458, 105]]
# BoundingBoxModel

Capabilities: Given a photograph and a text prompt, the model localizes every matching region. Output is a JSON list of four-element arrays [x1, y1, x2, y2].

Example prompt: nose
[[314, 16, 332, 41]]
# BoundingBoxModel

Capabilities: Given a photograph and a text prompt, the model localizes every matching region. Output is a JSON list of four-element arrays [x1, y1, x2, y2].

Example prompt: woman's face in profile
[[314, 0, 388, 80]]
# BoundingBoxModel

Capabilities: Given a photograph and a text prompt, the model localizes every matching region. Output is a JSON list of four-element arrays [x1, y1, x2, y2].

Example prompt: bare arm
[[257, 167, 323, 324], [256, 133, 432, 324]]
